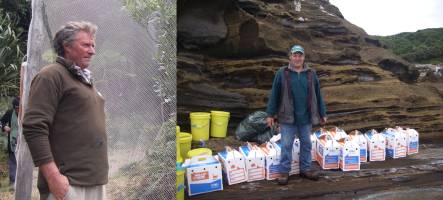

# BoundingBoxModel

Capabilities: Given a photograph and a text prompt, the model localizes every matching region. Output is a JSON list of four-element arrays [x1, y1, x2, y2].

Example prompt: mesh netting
[[15, 0, 176, 199]]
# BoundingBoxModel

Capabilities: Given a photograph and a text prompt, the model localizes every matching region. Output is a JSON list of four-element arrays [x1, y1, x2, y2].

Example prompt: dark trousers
[[8, 151, 17, 184]]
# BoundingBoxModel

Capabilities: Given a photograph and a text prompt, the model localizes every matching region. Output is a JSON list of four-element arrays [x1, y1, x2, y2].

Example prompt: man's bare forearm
[[39, 161, 61, 182], [40, 161, 70, 199]]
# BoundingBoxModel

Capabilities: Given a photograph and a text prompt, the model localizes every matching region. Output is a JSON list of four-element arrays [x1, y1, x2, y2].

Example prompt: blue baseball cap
[[290, 45, 304, 54]]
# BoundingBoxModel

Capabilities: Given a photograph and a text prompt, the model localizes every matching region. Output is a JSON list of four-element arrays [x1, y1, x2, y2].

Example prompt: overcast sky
[[329, 0, 443, 36]]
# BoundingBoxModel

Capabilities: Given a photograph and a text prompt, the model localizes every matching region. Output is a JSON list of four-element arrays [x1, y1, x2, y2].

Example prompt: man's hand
[[320, 117, 327, 125], [40, 162, 69, 200], [47, 173, 69, 200], [266, 117, 275, 128], [3, 126, 11, 133]]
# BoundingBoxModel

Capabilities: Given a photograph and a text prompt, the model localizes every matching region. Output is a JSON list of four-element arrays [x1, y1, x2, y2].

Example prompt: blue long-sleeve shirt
[[266, 66, 327, 125]]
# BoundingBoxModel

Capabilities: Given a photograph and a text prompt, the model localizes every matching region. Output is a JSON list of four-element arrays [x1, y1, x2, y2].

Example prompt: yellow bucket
[[176, 165, 185, 200], [190, 112, 211, 141], [176, 135, 183, 163], [179, 132, 192, 159], [176, 126, 183, 163], [187, 148, 212, 158], [210, 111, 230, 138]]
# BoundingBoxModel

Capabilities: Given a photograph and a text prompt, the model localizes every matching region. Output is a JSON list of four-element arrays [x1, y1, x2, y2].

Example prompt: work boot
[[300, 169, 320, 181], [277, 173, 289, 185]]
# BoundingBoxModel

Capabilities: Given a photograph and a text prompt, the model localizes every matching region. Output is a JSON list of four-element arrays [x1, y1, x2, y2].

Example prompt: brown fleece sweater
[[23, 58, 108, 194]]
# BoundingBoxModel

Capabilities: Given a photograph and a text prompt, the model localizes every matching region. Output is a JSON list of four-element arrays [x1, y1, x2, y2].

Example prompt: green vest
[[10, 109, 18, 152]]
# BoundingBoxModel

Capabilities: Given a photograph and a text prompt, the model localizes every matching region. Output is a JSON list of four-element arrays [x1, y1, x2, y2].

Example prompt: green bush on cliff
[[376, 28, 443, 64]]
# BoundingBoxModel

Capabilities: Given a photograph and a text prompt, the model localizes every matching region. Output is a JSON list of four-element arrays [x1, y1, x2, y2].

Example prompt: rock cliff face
[[177, 0, 443, 137]]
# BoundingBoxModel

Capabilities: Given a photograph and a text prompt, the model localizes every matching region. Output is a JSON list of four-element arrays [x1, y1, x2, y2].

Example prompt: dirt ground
[[187, 136, 443, 200], [2, 135, 442, 200], [0, 151, 14, 200]]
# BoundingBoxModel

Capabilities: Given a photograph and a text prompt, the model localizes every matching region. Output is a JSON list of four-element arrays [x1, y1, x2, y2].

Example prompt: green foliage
[[0, 0, 30, 98], [0, 9, 23, 97], [376, 28, 443, 64], [0, 0, 31, 46]]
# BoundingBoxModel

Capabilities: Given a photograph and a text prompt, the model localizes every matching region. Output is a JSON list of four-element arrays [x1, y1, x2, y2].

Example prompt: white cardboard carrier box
[[313, 128, 330, 139], [348, 130, 368, 163], [316, 134, 340, 169], [382, 128, 407, 159], [311, 134, 316, 161], [329, 127, 349, 141], [404, 128, 419, 155], [182, 155, 223, 196], [289, 139, 300, 175], [260, 142, 282, 180], [313, 128, 330, 162], [218, 147, 248, 185], [239, 143, 266, 182], [338, 138, 361, 171], [364, 130, 386, 161]]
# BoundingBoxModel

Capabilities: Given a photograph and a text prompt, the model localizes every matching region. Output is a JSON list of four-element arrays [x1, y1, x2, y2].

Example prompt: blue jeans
[[279, 123, 312, 173], [8, 151, 16, 184]]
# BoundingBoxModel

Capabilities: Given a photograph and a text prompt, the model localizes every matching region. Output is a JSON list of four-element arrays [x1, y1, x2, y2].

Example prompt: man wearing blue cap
[[266, 45, 327, 185]]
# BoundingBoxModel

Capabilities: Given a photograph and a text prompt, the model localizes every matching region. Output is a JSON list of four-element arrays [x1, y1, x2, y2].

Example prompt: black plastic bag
[[235, 111, 278, 144]]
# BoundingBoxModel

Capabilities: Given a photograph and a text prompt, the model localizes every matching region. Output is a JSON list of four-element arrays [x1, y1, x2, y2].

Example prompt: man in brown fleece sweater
[[23, 21, 108, 200]]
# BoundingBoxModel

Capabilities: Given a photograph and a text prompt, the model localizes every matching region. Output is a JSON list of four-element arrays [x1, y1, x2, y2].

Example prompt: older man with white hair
[[23, 21, 108, 200]]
